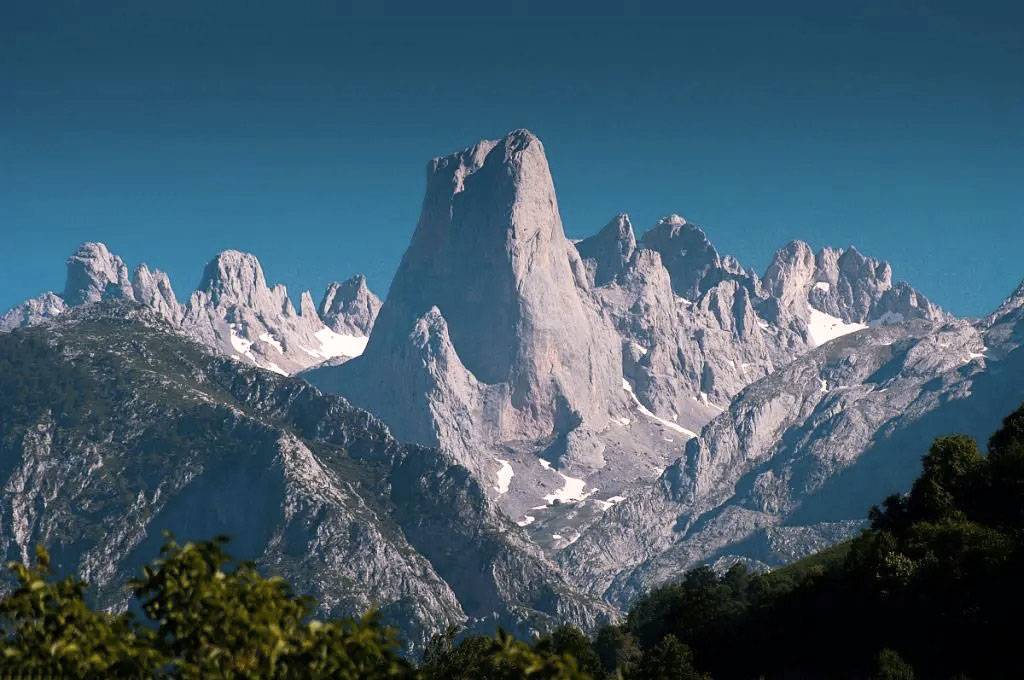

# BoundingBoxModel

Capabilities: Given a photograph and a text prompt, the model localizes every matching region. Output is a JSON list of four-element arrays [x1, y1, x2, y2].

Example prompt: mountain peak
[[319, 275, 382, 336], [640, 217, 732, 299], [63, 241, 133, 306], [312, 130, 623, 452], [575, 214, 637, 286], [196, 250, 277, 309]]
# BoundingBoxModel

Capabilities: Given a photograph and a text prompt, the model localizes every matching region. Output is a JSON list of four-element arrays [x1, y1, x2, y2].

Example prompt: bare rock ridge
[[307, 130, 625, 464], [575, 213, 637, 286], [763, 240, 948, 326], [561, 303, 1023, 608], [0, 292, 67, 333], [1, 243, 381, 375], [639, 214, 762, 300], [575, 210, 948, 423], [319, 274, 382, 336], [62, 242, 134, 305]]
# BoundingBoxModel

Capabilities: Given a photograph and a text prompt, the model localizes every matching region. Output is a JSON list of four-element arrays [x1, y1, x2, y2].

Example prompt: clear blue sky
[[2, 2, 1022, 317]]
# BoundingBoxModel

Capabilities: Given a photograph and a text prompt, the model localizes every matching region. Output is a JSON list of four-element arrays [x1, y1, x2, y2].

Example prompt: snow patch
[[259, 332, 284, 353], [264, 361, 288, 376], [699, 392, 724, 411], [807, 308, 868, 346], [229, 328, 256, 361], [544, 471, 591, 504], [516, 515, 535, 527], [813, 281, 831, 292], [622, 379, 698, 437], [594, 495, 626, 511], [304, 327, 369, 361], [493, 458, 514, 495]]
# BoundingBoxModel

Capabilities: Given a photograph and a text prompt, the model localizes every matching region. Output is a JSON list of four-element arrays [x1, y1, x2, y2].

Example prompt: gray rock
[[310, 130, 624, 460], [63, 242, 134, 306], [576, 214, 637, 286], [764, 240, 947, 326], [560, 309, 1022, 608], [640, 215, 760, 300], [319, 274, 382, 336], [3, 242, 373, 375], [0, 292, 66, 332], [131, 264, 183, 325]]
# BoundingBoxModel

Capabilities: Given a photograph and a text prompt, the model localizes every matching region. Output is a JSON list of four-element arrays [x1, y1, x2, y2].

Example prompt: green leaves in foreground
[[0, 545, 162, 677], [130, 534, 410, 678], [0, 536, 409, 679], [0, 535, 591, 679]]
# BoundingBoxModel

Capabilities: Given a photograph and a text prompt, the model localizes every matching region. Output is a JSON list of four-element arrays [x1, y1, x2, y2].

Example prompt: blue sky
[[2, 2, 1022, 317]]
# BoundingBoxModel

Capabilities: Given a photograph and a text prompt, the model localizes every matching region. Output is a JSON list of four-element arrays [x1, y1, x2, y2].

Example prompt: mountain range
[[3, 129, 1022, 647]]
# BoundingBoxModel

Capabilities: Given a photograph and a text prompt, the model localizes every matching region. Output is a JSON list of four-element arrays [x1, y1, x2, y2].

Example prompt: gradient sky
[[2, 2, 1022, 317]]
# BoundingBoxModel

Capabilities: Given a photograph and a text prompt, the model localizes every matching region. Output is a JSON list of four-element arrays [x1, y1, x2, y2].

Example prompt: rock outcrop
[[319, 274, 382, 336], [2, 244, 377, 375], [576, 214, 637, 287], [0, 292, 67, 332], [639, 215, 761, 300], [62, 242, 134, 306], [763, 241, 948, 327], [307, 130, 625, 464]]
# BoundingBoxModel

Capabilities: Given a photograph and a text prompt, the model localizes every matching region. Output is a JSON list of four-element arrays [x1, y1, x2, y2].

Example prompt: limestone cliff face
[[4, 243, 380, 375], [763, 240, 948, 326], [309, 130, 624, 459], [319, 274, 381, 336]]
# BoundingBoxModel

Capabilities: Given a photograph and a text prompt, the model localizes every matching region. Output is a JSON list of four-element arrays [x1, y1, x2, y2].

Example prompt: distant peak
[[196, 250, 272, 306], [63, 241, 133, 306]]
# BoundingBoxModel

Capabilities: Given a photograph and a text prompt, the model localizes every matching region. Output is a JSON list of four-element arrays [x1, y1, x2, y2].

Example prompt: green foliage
[[601, 401, 1024, 679], [0, 545, 163, 678], [534, 625, 603, 678], [591, 625, 640, 676], [872, 649, 915, 680], [0, 536, 408, 679], [420, 625, 591, 679], [132, 534, 410, 678], [625, 635, 707, 680]]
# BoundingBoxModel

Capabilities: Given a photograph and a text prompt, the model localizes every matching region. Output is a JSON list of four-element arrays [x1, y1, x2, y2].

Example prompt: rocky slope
[[0, 302, 612, 650], [0, 243, 382, 375], [560, 290, 1024, 606]]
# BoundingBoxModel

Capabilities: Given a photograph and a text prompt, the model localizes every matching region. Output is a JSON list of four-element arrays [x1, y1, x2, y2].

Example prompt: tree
[[419, 628, 592, 680], [872, 648, 915, 680], [625, 635, 707, 680], [131, 534, 410, 678], [533, 625, 603, 678], [0, 545, 164, 678]]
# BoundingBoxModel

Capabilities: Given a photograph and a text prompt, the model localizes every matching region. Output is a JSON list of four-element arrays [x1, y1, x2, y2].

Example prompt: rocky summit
[[3, 129, 1023, 637], [1, 243, 383, 376]]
